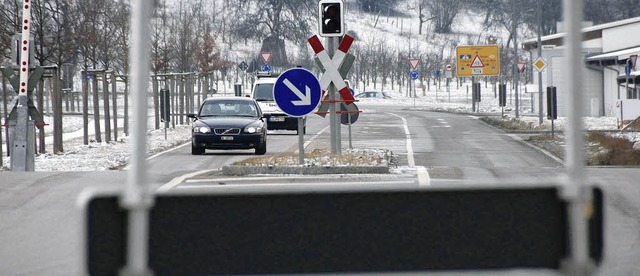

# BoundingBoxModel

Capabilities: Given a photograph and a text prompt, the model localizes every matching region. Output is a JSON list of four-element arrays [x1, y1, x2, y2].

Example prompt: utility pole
[[538, 1, 544, 125], [11, 1, 35, 171], [513, 0, 520, 118]]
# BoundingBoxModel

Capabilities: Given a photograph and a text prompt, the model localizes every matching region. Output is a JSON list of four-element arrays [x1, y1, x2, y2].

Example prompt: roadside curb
[[221, 165, 389, 176]]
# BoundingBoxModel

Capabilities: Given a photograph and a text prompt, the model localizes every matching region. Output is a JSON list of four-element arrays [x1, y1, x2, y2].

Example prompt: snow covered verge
[[2, 92, 638, 171]]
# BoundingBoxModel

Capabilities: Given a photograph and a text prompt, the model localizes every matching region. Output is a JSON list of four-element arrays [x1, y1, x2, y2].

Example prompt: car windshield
[[253, 83, 274, 101], [199, 101, 258, 117]]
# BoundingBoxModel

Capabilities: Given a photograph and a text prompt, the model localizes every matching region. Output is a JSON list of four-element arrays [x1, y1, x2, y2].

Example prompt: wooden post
[[53, 67, 63, 153], [102, 71, 111, 143], [111, 72, 118, 141], [92, 72, 102, 143]]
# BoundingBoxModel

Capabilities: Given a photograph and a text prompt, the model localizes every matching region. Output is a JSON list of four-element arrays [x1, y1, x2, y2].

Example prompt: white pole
[[562, 0, 592, 274], [121, 0, 155, 275]]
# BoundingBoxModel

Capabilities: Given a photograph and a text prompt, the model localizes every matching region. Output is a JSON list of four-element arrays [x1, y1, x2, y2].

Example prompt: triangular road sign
[[408, 58, 420, 70], [517, 62, 526, 73], [470, 55, 484, 68], [260, 52, 272, 64]]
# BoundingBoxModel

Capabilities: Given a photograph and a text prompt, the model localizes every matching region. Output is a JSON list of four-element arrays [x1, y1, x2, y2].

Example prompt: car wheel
[[255, 139, 267, 155], [191, 143, 205, 155]]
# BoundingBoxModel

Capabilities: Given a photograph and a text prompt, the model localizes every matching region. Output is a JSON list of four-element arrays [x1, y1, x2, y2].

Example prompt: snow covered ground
[[1, 79, 632, 172]]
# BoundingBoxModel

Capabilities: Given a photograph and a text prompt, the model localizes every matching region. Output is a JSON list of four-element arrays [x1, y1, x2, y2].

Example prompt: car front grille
[[214, 128, 241, 135]]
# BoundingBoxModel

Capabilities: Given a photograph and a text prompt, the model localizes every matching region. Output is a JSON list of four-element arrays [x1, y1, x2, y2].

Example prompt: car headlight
[[245, 127, 263, 133], [193, 126, 211, 133]]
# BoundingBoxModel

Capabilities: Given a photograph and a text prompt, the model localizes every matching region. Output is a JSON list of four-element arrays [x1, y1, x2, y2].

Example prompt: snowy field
[[1, 79, 631, 171]]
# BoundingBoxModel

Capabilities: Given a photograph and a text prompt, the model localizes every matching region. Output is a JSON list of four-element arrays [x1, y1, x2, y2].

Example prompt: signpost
[[308, 34, 355, 154], [445, 63, 454, 98], [274, 68, 322, 164], [517, 61, 526, 73], [260, 52, 272, 64], [456, 45, 499, 113], [533, 57, 548, 72], [260, 52, 272, 72], [455, 45, 500, 77]]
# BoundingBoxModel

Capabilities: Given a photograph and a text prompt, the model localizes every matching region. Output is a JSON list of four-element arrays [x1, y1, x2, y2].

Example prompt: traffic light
[[319, 0, 344, 37]]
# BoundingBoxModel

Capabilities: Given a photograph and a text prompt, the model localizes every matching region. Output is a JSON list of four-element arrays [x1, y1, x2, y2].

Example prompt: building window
[[627, 87, 639, 99]]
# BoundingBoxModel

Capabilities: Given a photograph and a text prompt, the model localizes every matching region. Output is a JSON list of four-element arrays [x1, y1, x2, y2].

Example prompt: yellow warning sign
[[456, 45, 500, 76]]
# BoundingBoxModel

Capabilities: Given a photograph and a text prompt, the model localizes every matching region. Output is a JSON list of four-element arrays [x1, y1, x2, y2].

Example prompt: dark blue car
[[187, 97, 267, 155]]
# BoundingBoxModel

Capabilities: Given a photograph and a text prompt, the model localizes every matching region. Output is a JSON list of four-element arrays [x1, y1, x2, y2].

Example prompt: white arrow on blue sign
[[262, 64, 272, 72], [273, 68, 322, 117]]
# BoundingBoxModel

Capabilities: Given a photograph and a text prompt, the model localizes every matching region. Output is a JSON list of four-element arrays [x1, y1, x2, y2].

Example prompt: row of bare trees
[[0, 0, 320, 90]]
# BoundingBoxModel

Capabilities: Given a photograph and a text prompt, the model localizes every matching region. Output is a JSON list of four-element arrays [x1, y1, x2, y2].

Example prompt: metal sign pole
[[298, 117, 304, 165], [121, 0, 155, 275], [562, 0, 592, 274], [327, 37, 339, 154], [11, 0, 34, 171]]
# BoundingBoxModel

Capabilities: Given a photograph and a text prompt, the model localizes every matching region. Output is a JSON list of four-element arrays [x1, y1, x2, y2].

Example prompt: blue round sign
[[273, 68, 322, 117], [410, 70, 419, 80], [262, 64, 272, 72]]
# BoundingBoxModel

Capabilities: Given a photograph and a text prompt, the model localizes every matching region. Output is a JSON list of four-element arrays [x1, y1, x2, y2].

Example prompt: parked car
[[354, 90, 392, 99], [187, 97, 267, 155]]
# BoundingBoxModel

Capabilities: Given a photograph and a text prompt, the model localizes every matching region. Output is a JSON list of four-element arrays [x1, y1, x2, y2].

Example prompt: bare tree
[[0, 0, 21, 65], [422, 0, 462, 34], [232, 0, 315, 67]]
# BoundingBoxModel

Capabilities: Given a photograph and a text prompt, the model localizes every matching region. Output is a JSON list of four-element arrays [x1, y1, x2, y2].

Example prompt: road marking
[[388, 113, 415, 167], [157, 169, 220, 192], [304, 125, 330, 149], [123, 142, 190, 170]]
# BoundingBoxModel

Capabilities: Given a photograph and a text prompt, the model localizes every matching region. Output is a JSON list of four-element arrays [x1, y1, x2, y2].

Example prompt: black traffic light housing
[[319, 0, 344, 37]]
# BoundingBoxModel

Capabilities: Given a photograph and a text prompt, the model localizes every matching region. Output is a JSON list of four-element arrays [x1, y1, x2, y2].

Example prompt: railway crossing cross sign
[[308, 34, 355, 105]]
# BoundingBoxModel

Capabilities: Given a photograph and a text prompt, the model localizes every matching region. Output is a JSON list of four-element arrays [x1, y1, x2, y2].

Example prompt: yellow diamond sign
[[533, 57, 548, 72]]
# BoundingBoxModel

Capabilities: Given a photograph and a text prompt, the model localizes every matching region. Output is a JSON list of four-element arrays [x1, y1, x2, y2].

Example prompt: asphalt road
[[0, 104, 639, 275]]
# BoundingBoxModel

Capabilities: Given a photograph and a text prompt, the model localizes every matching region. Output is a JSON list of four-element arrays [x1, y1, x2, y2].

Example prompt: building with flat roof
[[522, 17, 640, 123]]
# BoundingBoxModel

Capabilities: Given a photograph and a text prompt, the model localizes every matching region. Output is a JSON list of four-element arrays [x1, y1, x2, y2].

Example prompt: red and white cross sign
[[308, 34, 355, 105]]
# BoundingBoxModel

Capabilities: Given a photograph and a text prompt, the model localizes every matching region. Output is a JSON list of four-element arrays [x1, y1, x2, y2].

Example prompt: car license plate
[[270, 117, 285, 122], [221, 136, 234, 141]]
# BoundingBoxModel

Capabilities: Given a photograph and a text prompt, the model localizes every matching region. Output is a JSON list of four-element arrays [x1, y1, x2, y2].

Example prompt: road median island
[[222, 148, 393, 176]]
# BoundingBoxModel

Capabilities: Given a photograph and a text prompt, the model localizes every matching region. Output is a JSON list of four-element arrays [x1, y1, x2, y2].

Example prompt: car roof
[[202, 97, 256, 103], [254, 77, 277, 84]]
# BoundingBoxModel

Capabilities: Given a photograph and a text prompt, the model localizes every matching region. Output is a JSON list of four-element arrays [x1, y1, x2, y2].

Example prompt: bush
[[587, 132, 640, 166]]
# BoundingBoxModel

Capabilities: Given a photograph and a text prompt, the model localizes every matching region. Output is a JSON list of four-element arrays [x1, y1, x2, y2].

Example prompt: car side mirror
[[187, 113, 197, 119]]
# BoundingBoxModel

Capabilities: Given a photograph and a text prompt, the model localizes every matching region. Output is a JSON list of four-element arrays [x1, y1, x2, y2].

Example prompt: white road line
[[304, 125, 330, 149], [157, 169, 220, 192], [388, 113, 415, 167], [123, 141, 190, 170]]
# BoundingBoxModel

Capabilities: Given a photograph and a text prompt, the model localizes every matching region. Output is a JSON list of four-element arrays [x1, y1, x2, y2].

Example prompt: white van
[[251, 72, 306, 134]]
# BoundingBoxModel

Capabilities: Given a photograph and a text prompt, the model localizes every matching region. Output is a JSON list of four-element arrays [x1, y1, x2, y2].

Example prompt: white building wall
[[602, 67, 622, 118], [603, 24, 640, 51], [538, 48, 603, 117]]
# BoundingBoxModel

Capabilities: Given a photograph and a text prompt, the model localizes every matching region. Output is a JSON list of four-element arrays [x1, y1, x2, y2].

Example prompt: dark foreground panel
[[84, 185, 603, 275]]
